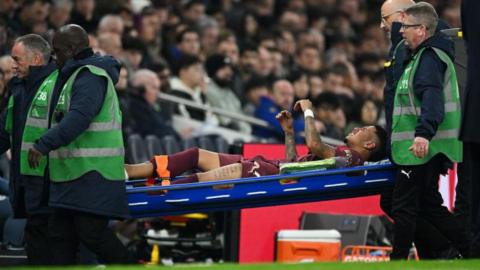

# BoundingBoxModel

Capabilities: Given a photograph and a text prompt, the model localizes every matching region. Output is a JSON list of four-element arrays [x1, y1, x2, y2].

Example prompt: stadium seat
[[126, 134, 148, 163], [160, 135, 181, 155], [2, 218, 26, 250], [145, 135, 164, 157], [197, 136, 216, 151], [182, 137, 198, 150], [214, 136, 230, 153]]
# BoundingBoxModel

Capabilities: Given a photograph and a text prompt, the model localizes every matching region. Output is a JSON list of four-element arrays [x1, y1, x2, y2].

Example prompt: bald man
[[379, 0, 466, 260], [253, 79, 305, 143], [27, 24, 131, 265]]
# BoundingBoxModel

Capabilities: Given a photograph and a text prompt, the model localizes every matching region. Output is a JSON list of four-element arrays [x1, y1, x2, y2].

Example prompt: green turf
[[4, 260, 480, 270]]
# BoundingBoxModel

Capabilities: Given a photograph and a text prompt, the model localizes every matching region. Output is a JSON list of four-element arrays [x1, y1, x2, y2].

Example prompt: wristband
[[304, 109, 314, 119]]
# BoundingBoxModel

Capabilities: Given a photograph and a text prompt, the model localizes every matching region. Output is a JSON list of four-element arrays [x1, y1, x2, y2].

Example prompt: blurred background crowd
[[0, 0, 462, 149]]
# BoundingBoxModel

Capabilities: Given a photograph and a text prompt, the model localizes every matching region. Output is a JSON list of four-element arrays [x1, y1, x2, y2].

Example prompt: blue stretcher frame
[[127, 163, 396, 218]]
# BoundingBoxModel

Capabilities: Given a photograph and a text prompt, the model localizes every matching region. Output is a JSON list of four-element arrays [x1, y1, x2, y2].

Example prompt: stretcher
[[127, 163, 396, 218]]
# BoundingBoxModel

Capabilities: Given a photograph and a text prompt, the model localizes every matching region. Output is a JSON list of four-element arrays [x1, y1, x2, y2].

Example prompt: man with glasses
[[379, 0, 466, 260], [388, 2, 469, 259]]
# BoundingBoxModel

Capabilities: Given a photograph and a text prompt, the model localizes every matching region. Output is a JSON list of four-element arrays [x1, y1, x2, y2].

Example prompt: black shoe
[[437, 247, 463, 260]]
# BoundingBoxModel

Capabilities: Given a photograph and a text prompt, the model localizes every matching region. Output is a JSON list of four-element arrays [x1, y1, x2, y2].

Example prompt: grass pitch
[[4, 260, 480, 270]]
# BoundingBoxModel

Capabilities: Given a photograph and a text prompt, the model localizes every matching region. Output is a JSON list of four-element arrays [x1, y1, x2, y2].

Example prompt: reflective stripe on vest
[[49, 147, 124, 159], [392, 101, 459, 116], [49, 65, 125, 182], [391, 47, 462, 165]]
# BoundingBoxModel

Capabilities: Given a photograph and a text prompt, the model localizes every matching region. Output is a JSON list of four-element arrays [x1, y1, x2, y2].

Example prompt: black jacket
[[34, 49, 129, 219], [0, 63, 56, 218], [128, 93, 178, 139], [384, 21, 452, 154], [460, 0, 480, 143]]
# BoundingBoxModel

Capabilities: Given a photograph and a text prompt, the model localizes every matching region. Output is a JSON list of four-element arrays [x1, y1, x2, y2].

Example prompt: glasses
[[400, 23, 423, 30], [381, 10, 401, 23]]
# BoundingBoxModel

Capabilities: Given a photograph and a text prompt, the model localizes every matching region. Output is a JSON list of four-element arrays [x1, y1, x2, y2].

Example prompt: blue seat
[[197, 136, 215, 152], [160, 135, 181, 155], [214, 136, 229, 153], [126, 134, 148, 163], [2, 217, 26, 250], [182, 137, 198, 151], [145, 135, 164, 157]]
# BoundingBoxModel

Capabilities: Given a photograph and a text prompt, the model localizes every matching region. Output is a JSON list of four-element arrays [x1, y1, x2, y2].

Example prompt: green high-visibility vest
[[49, 65, 125, 182], [391, 47, 462, 165], [5, 70, 58, 176]]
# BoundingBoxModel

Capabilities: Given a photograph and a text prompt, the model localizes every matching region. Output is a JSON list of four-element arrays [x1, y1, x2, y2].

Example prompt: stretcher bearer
[[27, 24, 132, 265], [388, 2, 469, 259], [0, 34, 56, 265]]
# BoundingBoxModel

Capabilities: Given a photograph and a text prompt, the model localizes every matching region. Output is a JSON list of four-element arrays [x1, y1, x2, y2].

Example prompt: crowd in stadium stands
[[0, 0, 461, 145]]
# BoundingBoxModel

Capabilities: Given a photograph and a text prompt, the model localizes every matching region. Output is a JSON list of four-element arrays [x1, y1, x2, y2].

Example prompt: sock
[[172, 174, 198, 184], [167, 147, 200, 177]]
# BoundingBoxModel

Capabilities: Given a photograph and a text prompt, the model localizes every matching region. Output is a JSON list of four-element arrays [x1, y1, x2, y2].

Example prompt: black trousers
[[48, 208, 132, 265], [380, 191, 451, 259], [457, 142, 480, 257], [24, 214, 53, 265], [390, 155, 469, 259]]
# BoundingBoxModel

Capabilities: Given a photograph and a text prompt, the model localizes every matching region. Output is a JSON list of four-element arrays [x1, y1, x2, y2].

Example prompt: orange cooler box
[[276, 230, 341, 262]]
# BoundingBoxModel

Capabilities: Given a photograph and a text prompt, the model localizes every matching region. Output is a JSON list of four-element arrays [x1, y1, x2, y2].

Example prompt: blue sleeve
[[0, 109, 11, 154], [413, 49, 447, 140], [34, 71, 107, 154], [254, 104, 284, 138]]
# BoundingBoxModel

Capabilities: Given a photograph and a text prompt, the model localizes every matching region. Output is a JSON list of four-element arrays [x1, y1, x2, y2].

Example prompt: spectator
[[168, 27, 201, 69], [181, 0, 206, 26], [129, 69, 178, 139], [115, 63, 134, 140], [274, 29, 296, 67], [169, 54, 218, 125], [313, 92, 346, 140], [121, 36, 145, 72], [295, 44, 322, 74], [253, 46, 274, 80], [271, 48, 288, 78], [0, 55, 14, 83], [217, 38, 244, 98], [205, 54, 251, 134], [297, 29, 326, 56], [289, 70, 311, 102], [97, 14, 124, 36], [138, 7, 164, 66], [97, 32, 122, 59], [253, 79, 305, 142], [198, 17, 220, 56], [344, 98, 379, 136], [48, 0, 73, 31], [0, 70, 6, 110], [148, 62, 172, 93], [243, 76, 269, 116], [238, 43, 258, 82], [9, 0, 50, 35], [70, 0, 97, 33], [308, 73, 324, 99]]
